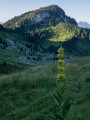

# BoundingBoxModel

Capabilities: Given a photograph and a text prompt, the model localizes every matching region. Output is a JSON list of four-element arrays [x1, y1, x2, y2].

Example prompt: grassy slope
[[0, 57, 90, 120], [0, 58, 28, 74], [43, 23, 90, 56], [46, 23, 88, 42], [0, 49, 21, 58]]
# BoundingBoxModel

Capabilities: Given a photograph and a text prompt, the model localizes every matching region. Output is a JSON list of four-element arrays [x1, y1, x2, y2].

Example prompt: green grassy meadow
[[0, 49, 21, 59], [0, 57, 90, 120]]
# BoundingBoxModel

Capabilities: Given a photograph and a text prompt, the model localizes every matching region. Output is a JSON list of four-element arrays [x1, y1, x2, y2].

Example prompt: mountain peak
[[3, 5, 77, 32], [44, 4, 62, 9]]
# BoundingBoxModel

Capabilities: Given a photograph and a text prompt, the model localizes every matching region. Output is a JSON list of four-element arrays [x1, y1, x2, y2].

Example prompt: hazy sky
[[0, 0, 90, 23]]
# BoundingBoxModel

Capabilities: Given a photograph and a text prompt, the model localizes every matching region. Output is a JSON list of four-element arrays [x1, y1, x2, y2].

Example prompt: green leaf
[[49, 114, 64, 120], [62, 98, 71, 117], [49, 114, 59, 120], [53, 90, 62, 106], [54, 114, 64, 120], [56, 90, 62, 99]]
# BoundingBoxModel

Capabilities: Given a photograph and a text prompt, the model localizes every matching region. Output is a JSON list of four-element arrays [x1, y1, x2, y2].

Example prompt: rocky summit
[[3, 5, 77, 31]]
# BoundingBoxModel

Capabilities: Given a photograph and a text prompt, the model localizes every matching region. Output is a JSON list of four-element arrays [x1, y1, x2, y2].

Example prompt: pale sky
[[0, 0, 90, 23]]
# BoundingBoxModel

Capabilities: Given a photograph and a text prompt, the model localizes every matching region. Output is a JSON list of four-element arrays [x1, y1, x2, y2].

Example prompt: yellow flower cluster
[[58, 60, 64, 64], [58, 67, 65, 71], [57, 73, 65, 79], [57, 47, 64, 53], [57, 47, 65, 94], [57, 54, 64, 59]]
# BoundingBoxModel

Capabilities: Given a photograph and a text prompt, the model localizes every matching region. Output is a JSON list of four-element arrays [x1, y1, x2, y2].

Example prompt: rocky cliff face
[[31, 12, 50, 22]]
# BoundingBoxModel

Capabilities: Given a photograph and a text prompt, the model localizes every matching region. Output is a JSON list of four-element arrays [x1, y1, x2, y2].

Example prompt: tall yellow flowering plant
[[57, 47, 66, 96], [49, 47, 71, 120]]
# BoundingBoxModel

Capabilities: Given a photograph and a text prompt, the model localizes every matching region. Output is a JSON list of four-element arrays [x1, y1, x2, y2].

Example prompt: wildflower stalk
[[49, 47, 71, 120], [57, 47, 66, 96]]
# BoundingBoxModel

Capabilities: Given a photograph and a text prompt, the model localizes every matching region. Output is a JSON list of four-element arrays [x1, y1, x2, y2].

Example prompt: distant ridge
[[78, 21, 90, 29], [0, 22, 3, 25]]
